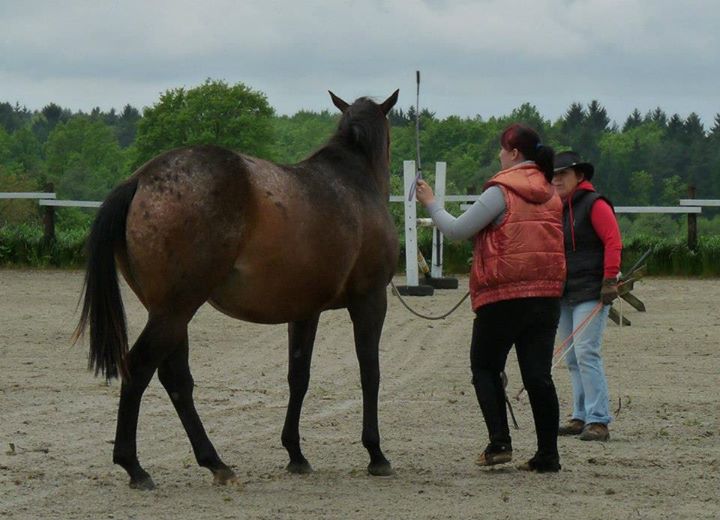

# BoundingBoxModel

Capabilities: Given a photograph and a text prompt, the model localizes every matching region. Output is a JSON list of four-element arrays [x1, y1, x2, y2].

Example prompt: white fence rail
[[1, 187, 716, 254], [38, 199, 102, 208], [679, 199, 720, 207], [0, 192, 56, 199], [460, 203, 702, 214], [614, 206, 701, 214]]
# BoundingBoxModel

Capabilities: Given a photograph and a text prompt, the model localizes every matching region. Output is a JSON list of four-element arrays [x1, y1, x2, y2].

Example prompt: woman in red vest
[[416, 123, 566, 472]]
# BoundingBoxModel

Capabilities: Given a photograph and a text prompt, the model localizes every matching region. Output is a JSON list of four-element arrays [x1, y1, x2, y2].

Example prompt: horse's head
[[327, 90, 399, 173]]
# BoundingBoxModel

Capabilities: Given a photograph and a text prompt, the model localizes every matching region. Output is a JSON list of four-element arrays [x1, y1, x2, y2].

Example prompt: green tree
[[0, 166, 41, 225], [556, 101, 611, 164], [0, 102, 31, 133], [8, 128, 43, 177], [666, 114, 684, 140], [116, 104, 141, 148], [645, 107, 668, 127], [418, 117, 464, 182], [134, 79, 274, 167], [388, 107, 412, 126], [595, 123, 663, 203], [31, 103, 71, 143], [586, 100, 611, 134], [628, 170, 653, 205], [660, 175, 685, 204], [0, 126, 11, 165], [627, 214, 681, 239], [684, 112, 705, 140], [710, 114, 720, 140], [45, 117, 128, 200], [268, 110, 337, 163], [389, 124, 416, 177], [561, 103, 586, 135], [506, 103, 549, 135], [623, 109, 643, 132], [580, 100, 612, 164]]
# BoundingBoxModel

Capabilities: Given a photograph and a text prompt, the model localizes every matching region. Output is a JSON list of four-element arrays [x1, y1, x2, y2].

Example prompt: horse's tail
[[73, 178, 139, 380]]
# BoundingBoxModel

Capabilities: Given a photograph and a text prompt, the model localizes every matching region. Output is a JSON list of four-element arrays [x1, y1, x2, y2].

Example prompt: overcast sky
[[2, 0, 719, 127]]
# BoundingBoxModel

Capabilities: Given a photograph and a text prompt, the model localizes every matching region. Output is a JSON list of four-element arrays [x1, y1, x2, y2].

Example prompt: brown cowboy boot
[[558, 419, 585, 436], [579, 423, 610, 442]]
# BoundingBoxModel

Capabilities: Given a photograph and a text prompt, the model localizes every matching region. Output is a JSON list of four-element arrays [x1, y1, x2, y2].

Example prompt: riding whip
[[407, 70, 423, 201]]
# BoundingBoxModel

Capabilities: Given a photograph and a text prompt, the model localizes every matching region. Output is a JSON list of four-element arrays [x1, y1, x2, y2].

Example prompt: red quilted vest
[[469, 162, 566, 310]]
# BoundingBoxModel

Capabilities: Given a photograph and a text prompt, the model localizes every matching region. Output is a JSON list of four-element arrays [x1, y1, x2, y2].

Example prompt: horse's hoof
[[368, 461, 394, 476], [286, 460, 313, 474], [213, 467, 241, 487], [129, 475, 156, 490]]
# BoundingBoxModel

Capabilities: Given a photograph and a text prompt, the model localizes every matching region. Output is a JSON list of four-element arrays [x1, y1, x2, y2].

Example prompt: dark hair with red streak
[[500, 123, 555, 182]]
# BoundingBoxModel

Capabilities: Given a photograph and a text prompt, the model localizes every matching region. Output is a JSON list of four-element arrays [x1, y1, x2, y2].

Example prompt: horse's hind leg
[[281, 314, 320, 474], [157, 332, 237, 486], [112, 317, 175, 490], [348, 287, 393, 476]]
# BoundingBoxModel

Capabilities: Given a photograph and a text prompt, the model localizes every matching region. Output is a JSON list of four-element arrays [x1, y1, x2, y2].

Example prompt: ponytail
[[500, 123, 555, 182], [533, 144, 556, 182]]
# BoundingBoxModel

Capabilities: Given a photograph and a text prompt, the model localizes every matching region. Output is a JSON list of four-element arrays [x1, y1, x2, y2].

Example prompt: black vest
[[562, 190, 611, 303]]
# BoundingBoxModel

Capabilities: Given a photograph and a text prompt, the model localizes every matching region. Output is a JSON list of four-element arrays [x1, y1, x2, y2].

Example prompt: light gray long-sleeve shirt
[[425, 185, 506, 241]]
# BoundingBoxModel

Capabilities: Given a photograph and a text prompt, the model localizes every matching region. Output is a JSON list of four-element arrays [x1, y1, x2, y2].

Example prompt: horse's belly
[[207, 264, 347, 324]]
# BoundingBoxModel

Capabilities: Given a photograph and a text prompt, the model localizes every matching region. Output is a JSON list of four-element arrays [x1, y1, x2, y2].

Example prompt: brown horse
[[74, 90, 400, 489]]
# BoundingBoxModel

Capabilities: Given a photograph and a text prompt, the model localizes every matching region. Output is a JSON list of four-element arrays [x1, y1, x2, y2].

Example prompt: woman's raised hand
[[415, 180, 435, 205]]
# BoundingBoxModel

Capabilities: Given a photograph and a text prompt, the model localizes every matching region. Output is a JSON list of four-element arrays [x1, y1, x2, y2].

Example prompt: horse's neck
[[308, 149, 390, 201], [352, 163, 391, 202], [372, 167, 391, 201]]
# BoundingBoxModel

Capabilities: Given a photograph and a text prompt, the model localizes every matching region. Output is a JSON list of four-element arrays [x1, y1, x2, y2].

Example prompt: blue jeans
[[557, 300, 612, 425]]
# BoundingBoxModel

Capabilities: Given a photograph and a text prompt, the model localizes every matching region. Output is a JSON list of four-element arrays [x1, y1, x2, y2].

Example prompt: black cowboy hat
[[553, 151, 594, 180]]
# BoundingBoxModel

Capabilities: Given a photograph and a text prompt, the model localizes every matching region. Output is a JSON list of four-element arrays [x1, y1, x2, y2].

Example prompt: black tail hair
[[73, 178, 138, 380]]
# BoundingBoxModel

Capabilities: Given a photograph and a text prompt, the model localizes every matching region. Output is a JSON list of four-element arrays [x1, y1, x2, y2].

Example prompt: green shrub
[[404, 234, 720, 277], [619, 236, 720, 277], [2, 216, 720, 277], [0, 223, 88, 267]]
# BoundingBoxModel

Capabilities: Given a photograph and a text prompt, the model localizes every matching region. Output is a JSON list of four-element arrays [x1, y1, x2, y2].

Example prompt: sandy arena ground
[[0, 270, 718, 519]]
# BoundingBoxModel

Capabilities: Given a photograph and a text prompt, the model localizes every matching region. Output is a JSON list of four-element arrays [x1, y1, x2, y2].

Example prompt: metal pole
[[415, 70, 422, 176], [407, 71, 424, 202]]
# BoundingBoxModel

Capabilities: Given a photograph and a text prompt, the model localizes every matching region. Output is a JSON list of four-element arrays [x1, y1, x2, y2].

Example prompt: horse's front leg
[[348, 287, 393, 476], [281, 314, 320, 474]]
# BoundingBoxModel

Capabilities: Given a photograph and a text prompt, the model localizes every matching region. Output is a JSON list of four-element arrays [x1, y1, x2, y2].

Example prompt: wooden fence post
[[687, 185, 697, 251], [42, 182, 55, 245]]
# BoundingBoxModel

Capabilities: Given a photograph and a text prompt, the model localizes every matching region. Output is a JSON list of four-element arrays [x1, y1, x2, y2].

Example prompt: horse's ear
[[329, 91, 350, 113], [380, 89, 399, 115]]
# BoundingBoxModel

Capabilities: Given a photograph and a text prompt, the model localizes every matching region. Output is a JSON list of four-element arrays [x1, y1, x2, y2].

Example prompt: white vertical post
[[431, 161, 446, 278], [403, 160, 419, 286]]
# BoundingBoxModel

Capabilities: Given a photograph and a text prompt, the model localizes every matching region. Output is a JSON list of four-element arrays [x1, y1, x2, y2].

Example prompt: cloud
[[1, 0, 718, 124]]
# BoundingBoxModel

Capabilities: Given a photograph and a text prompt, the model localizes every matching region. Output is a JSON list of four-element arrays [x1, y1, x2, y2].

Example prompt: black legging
[[470, 297, 560, 459]]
